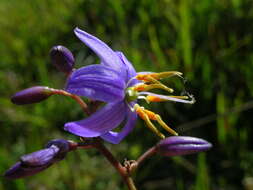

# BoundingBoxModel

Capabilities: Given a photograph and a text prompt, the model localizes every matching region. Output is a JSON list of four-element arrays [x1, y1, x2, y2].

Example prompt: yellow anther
[[143, 109, 157, 120], [146, 96, 167, 102], [152, 71, 183, 80], [144, 75, 161, 84], [133, 84, 174, 93], [155, 115, 178, 136], [134, 104, 147, 120], [142, 114, 165, 138], [134, 104, 178, 138], [136, 71, 183, 82], [143, 108, 178, 136], [136, 74, 176, 94], [133, 84, 149, 91], [145, 76, 175, 93], [134, 104, 165, 138], [136, 74, 150, 81]]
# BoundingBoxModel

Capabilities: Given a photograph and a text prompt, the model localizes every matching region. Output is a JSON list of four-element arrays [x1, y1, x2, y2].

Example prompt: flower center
[[125, 87, 138, 102], [124, 72, 195, 139]]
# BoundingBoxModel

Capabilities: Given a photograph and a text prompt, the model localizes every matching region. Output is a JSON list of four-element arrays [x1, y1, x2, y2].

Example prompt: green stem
[[136, 146, 156, 166], [93, 139, 138, 190], [125, 176, 137, 190]]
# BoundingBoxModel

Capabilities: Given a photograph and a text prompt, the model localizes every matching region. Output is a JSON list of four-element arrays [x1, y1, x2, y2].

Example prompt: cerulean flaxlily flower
[[64, 28, 195, 144]]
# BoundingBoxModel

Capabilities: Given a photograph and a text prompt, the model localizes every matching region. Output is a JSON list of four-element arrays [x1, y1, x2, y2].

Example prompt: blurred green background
[[1, 0, 253, 189]]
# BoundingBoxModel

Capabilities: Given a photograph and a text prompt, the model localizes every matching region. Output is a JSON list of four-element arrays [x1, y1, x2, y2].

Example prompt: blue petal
[[101, 109, 137, 144], [66, 64, 125, 102], [64, 101, 127, 137], [74, 27, 124, 73], [115, 52, 139, 87]]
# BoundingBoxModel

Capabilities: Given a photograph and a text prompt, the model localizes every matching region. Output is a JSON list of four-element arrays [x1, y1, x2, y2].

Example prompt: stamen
[[142, 109, 178, 136], [145, 76, 175, 93], [136, 71, 183, 82], [134, 104, 165, 138], [134, 104, 178, 138], [133, 83, 174, 93], [154, 115, 178, 136], [135, 74, 151, 81], [150, 71, 183, 80]]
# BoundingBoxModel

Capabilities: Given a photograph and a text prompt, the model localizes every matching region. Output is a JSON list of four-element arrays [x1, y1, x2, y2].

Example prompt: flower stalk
[[50, 89, 90, 115], [92, 138, 137, 190]]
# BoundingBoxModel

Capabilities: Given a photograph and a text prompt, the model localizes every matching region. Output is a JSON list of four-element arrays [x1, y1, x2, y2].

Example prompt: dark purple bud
[[156, 136, 212, 157], [50, 45, 75, 74], [4, 139, 71, 179], [4, 161, 50, 180], [11, 86, 52, 105]]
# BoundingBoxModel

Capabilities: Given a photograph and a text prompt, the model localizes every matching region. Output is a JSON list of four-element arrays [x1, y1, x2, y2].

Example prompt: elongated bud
[[50, 45, 75, 74], [11, 86, 52, 105], [156, 136, 212, 157], [4, 139, 70, 179]]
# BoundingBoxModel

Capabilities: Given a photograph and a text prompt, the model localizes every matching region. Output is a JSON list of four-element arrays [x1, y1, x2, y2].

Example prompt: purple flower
[[64, 28, 195, 144], [156, 136, 212, 156], [4, 139, 70, 179]]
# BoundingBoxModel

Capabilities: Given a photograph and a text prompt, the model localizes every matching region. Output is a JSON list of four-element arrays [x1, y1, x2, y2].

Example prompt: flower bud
[[156, 136, 212, 157], [11, 86, 52, 105], [4, 161, 49, 180], [4, 139, 70, 179], [45, 139, 70, 160], [50, 45, 75, 74]]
